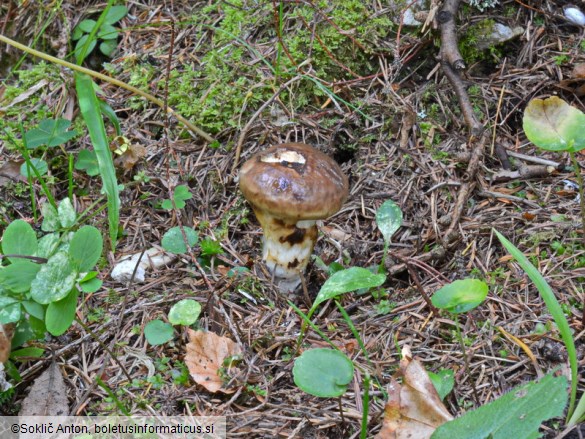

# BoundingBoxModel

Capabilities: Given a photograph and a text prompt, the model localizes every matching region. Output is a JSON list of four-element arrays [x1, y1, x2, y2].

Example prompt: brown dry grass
[[1, 0, 584, 437]]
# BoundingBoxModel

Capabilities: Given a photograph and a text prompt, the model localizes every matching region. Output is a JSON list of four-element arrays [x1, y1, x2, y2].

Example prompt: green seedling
[[144, 319, 174, 346], [168, 299, 202, 326], [375, 199, 403, 273], [72, 5, 127, 61], [292, 348, 354, 397], [0, 198, 103, 351], [161, 226, 199, 254], [161, 185, 193, 210], [495, 230, 585, 426], [75, 149, 100, 176], [432, 374, 567, 439], [428, 369, 455, 401], [145, 299, 202, 346], [431, 278, 488, 397]]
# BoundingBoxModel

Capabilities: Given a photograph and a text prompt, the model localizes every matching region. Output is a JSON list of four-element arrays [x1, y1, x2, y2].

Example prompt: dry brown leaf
[[184, 329, 242, 393], [113, 137, 146, 172], [19, 361, 69, 416], [0, 323, 15, 364], [0, 160, 26, 187], [376, 346, 453, 439]]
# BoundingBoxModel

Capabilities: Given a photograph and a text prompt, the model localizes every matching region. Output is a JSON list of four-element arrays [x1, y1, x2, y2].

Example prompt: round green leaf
[[78, 19, 97, 33], [46, 288, 79, 336], [523, 96, 585, 152], [315, 267, 386, 308], [168, 299, 202, 326], [431, 279, 488, 314], [20, 158, 48, 178], [293, 348, 354, 397], [161, 227, 199, 254], [58, 198, 76, 228], [30, 252, 77, 304], [144, 319, 174, 345], [2, 220, 38, 262], [104, 5, 128, 24], [69, 226, 103, 272], [376, 200, 403, 244], [0, 298, 21, 324], [0, 260, 41, 293], [41, 203, 59, 232]]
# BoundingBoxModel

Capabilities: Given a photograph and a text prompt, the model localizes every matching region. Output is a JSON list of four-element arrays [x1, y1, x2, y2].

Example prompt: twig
[[438, 0, 465, 71]]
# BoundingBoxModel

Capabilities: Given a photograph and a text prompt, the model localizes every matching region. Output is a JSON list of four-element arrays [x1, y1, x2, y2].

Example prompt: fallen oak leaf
[[375, 346, 453, 439], [184, 329, 242, 393], [19, 360, 69, 416]]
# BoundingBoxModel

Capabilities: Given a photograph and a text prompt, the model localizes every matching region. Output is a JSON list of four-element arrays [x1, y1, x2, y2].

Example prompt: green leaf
[[46, 288, 79, 336], [22, 300, 45, 320], [30, 252, 77, 304], [69, 226, 103, 272], [58, 198, 77, 228], [168, 299, 202, 326], [20, 158, 48, 178], [0, 260, 41, 293], [75, 36, 97, 63], [75, 149, 100, 176], [10, 347, 45, 359], [99, 40, 118, 56], [161, 227, 199, 254], [523, 96, 585, 152], [293, 348, 354, 397], [0, 297, 21, 324], [76, 72, 120, 248], [314, 267, 386, 308], [495, 229, 579, 421], [431, 374, 568, 439], [104, 5, 128, 24], [24, 118, 77, 149], [144, 320, 174, 345], [79, 277, 102, 293], [431, 279, 488, 314], [1, 220, 38, 261], [41, 203, 60, 232], [98, 101, 121, 136], [376, 200, 403, 244], [78, 19, 97, 33], [37, 233, 60, 258], [429, 369, 455, 401], [97, 23, 118, 40]]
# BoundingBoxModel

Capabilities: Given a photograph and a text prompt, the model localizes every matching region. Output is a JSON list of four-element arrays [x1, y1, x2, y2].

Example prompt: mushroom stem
[[254, 209, 318, 293]]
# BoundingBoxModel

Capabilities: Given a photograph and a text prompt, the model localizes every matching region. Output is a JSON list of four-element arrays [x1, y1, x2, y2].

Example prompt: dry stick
[[0, 34, 214, 144], [231, 76, 302, 174]]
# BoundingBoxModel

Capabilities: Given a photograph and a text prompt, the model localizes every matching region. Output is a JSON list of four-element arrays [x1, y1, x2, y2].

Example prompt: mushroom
[[239, 143, 349, 293]]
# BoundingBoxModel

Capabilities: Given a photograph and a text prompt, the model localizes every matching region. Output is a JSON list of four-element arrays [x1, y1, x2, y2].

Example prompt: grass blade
[[494, 229, 577, 421], [75, 72, 120, 248]]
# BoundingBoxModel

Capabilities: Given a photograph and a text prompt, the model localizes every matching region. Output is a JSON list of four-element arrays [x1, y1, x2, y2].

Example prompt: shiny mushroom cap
[[239, 143, 349, 221]]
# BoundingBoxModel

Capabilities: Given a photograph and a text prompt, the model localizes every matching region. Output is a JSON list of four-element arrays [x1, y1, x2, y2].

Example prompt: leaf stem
[[570, 151, 585, 248]]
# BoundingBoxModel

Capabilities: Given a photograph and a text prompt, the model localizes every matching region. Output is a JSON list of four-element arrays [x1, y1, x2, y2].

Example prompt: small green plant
[[72, 5, 128, 60], [292, 348, 354, 397], [144, 299, 202, 346], [161, 185, 193, 210], [0, 198, 103, 352], [375, 199, 403, 273], [161, 226, 199, 254], [428, 369, 455, 401], [431, 279, 488, 387]]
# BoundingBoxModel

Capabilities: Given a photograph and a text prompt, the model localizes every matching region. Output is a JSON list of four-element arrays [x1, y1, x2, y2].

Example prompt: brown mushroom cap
[[239, 143, 349, 222]]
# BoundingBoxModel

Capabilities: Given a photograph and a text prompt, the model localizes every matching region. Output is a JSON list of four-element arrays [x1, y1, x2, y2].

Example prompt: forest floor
[[1, 0, 584, 437]]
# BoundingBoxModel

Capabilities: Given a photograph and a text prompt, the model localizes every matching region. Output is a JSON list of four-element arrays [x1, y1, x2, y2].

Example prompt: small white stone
[[564, 5, 585, 26]]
